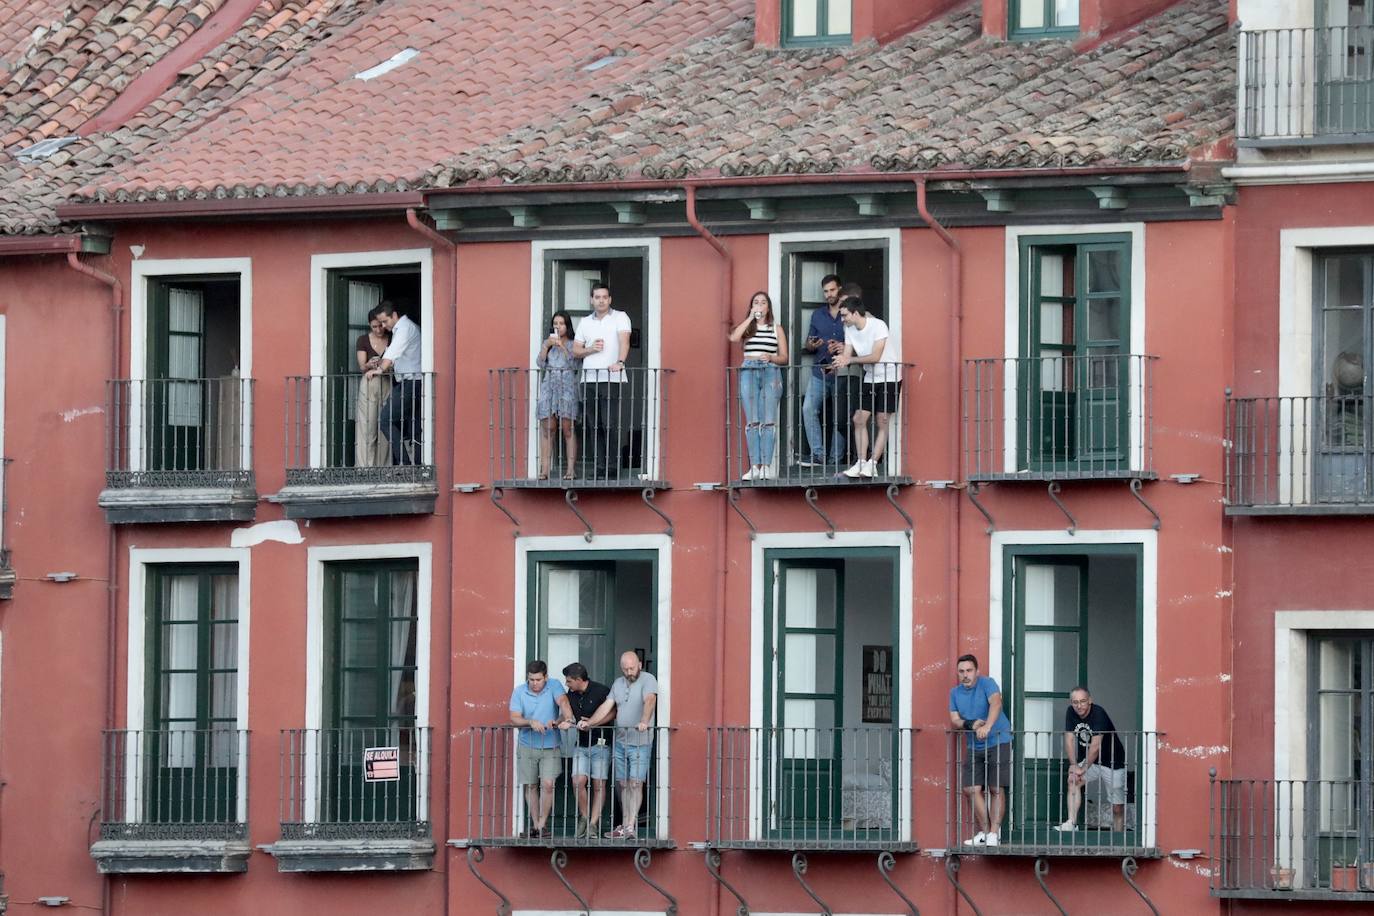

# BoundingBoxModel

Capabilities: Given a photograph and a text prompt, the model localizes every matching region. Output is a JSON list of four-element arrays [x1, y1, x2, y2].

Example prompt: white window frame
[[308, 248, 436, 467], [987, 528, 1159, 848], [125, 546, 252, 825], [1273, 610, 1374, 886], [748, 531, 915, 845], [128, 258, 253, 473], [306, 542, 433, 823], [1002, 224, 1148, 475], [768, 228, 905, 474], [513, 534, 673, 839], [527, 239, 663, 479]]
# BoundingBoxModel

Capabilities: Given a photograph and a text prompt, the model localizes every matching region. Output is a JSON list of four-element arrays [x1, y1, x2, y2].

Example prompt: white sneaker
[[963, 831, 987, 847], [740, 468, 756, 481], [757, 466, 774, 480], [843, 460, 865, 478], [984, 832, 999, 847], [860, 459, 876, 478], [1053, 820, 1076, 833]]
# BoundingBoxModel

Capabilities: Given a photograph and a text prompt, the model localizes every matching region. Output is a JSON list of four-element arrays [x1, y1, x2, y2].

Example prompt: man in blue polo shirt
[[509, 659, 573, 839], [801, 274, 849, 470], [948, 653, 1013, 847]]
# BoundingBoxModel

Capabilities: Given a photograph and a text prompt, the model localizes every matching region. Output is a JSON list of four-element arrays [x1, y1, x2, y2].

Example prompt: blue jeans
[[803, 372, 847, 463], [738, 361, 781, 466]]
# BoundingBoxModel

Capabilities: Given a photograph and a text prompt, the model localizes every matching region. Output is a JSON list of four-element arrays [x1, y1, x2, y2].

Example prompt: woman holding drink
[[537, 310, 580, 480], [728, 291, 789, 480]]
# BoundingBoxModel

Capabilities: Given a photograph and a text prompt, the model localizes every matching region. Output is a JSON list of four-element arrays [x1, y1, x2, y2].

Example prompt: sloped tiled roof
[[0, 0, 383, 233], [5, 0, 1236, 231]]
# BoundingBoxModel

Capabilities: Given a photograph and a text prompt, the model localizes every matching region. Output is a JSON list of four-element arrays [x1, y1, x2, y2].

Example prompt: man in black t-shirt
[[1053, 686, 1129, 833], [559, 662, 616, 839]]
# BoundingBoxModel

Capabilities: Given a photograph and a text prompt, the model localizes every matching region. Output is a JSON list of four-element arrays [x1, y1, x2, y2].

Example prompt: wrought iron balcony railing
[[98, 728, 248, 841], [466, 725, 673, 847], [1212, 776, 1374, 899], [944, 729, 1160, 856], [283, 373, 436, 485], [1225, 394, 1374, 511], [963, 355, 1157, 481], [707, 726, 916, 851], [1241, 26, 1374, 143], [105, 377, 254, 489], [279, 727, 430, 840], [725, 364, 915, 487], [488, 367, 671, 488]]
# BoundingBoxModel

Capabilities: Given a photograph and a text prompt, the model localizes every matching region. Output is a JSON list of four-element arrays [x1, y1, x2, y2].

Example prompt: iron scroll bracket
[[885, 484, 914, 546], [727, 487, 758, 539], [641, 488, 675, 538], [465, 846, 512, 916], [550, 848, 591, 915], [490, 487, 520, 533], [1122, 857, 1161, 916], [564, 489, 594, 542], [803, 487, 837, 539], [1129, 478, 1162, 531], [704, 847, 750, 915], [966, 482, 996, 534], [1047, 481, 1077, 535], [791, 852, 833, 915], [633, 847, 679, 916], [1034, 857, 1068, 916], [877, 851, 920, 916], [943, 855, 983, 916]]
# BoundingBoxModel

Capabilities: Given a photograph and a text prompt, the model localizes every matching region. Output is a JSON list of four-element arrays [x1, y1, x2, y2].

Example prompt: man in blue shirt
[[509, 659, 573, 839], [801, 274, 848, 470], [948, 653, 1013, 847]]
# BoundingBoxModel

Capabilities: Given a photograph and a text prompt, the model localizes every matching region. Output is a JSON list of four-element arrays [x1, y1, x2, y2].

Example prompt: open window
[[1010, 0, 1078, 39], [783, 0, 852, 45]]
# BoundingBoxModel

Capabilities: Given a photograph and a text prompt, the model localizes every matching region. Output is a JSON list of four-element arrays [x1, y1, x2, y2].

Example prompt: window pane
[[348, 280, 383, 327], [791, 0, 819, 36], [1023, 564, 1079, 625], [162, 575, 199, 622], [1319, 638, 1358, 689], [211, 672, 236, 720], [1023, 699, 1058, 755], [211, 620, 237, 670], [1024, 631, 1078, 692], [545, 567, 608, 630], [343, 670, 379, 718], [343, 620, 378, 667], [161, 672, 197, 722], [1087, 297, 1122, 342], [211, 575, 237, 621], [1018, 0, 1046, 30], [168, 288, 203, 333], [390, 669, 416, 719], [828, 0, 852, 34], [1086, 248, 1122, 294], [783, 699, 835, 755], [1054, 0, 1078, 27], [1038, 252, 1066, 297], [161, 623, 197, 672], [1040, 303, 1068, 346], [785, 633, 836, 694], [783, 566, 837, 629], [1323, 309, 1366, 396]]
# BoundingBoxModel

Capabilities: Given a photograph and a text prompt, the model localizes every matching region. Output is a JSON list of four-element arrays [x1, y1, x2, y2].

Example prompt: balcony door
[[1020, 237, 1131, 471], [321, 560, 419, 824], [1308, 636, 1374, 886], [1317, 1, 1374, 136], [145, 276, 241, 475], [144, 565, 239, 826], [1314, 253, 1374, 502]]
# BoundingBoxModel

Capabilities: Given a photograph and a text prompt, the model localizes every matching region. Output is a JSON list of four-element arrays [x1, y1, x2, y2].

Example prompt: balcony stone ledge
[[98, 485, 257, 524], [90, 837, 251, 874], [260, 837, 435, 872], [267, 480, 438, 519]]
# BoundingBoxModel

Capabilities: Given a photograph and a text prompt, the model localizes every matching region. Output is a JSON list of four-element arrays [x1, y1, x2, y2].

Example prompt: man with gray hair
[[606, 650, 658, 839]]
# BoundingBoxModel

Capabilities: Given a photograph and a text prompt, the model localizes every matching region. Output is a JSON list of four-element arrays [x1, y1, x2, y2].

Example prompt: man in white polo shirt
[[367, 300, 423, 465], [572, 283, 631, 479]]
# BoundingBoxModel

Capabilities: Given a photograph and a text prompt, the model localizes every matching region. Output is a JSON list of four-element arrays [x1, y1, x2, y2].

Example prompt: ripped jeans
[[739, 360, 782, 467]]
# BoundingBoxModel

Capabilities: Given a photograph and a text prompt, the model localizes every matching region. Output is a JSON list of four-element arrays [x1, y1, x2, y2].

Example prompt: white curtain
[[389, 571, 418, 742]]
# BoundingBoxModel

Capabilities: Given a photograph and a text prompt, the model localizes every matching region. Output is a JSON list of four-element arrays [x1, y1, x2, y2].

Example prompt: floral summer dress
[[536, 343, 580, 419]]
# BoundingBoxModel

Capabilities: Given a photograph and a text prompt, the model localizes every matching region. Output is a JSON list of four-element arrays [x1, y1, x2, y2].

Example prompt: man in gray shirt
[[606, 650, 658, 839]]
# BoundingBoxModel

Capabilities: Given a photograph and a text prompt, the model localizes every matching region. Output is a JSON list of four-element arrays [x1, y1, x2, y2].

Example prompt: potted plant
[[1330, 858, 1360, 892], [1361, 861, 1374, 892], [1269, 863, 1294, 890]]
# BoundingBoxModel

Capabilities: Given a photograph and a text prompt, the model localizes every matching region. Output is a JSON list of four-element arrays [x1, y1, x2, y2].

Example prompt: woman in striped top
[[728, 291, 789, 480]]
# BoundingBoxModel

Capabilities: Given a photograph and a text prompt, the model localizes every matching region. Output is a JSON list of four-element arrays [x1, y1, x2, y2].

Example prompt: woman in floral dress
[[537, 310, 580, 479]]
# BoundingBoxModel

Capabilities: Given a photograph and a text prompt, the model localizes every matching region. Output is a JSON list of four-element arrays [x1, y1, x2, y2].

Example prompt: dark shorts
[[858, 380, 902, 414], [961, 741, 1013, 788]]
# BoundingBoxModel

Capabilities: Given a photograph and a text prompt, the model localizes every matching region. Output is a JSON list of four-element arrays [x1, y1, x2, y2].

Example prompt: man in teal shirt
[[509, 659, 573, 839], [948, 653, 1013, 847]]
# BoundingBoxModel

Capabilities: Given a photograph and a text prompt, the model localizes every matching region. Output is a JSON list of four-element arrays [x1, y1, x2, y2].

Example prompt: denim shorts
[[614, 741, 652, 783], [573, 744, 610, 780]]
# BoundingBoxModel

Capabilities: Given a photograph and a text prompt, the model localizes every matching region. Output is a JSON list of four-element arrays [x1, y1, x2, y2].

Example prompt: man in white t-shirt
[[833, 297, 902, 479], [572, 283, 632, 478], [367, 300, 424, 465]]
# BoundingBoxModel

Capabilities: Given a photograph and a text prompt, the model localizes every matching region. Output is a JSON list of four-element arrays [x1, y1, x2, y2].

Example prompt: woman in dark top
[[355, 305, 393, 467]]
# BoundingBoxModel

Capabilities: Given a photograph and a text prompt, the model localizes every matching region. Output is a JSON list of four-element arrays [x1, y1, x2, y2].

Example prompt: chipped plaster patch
[[59, 405, 102, 422], [229, 519, 302, 547], [1163, 742, 1229, 758]]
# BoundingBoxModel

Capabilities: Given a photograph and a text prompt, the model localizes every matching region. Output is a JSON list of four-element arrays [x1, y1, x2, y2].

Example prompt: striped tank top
[[743, 323, 779, 360]]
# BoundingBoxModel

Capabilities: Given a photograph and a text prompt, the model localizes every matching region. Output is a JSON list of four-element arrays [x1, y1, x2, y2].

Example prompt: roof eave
[[0, 232, 112, 256]]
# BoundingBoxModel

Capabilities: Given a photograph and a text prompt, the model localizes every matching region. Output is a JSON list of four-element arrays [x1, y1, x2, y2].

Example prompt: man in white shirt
[[572, 283, 631, 479], [832, 297, 902, 478], [367, 301, 423, 465]]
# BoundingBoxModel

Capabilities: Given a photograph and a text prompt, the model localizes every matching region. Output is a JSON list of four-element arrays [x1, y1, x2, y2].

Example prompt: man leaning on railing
[[1055, 686, 1127, 834], [606, 650, 657, 840], [949, 653, 1013, 848], [508, 659, 574, 839]]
